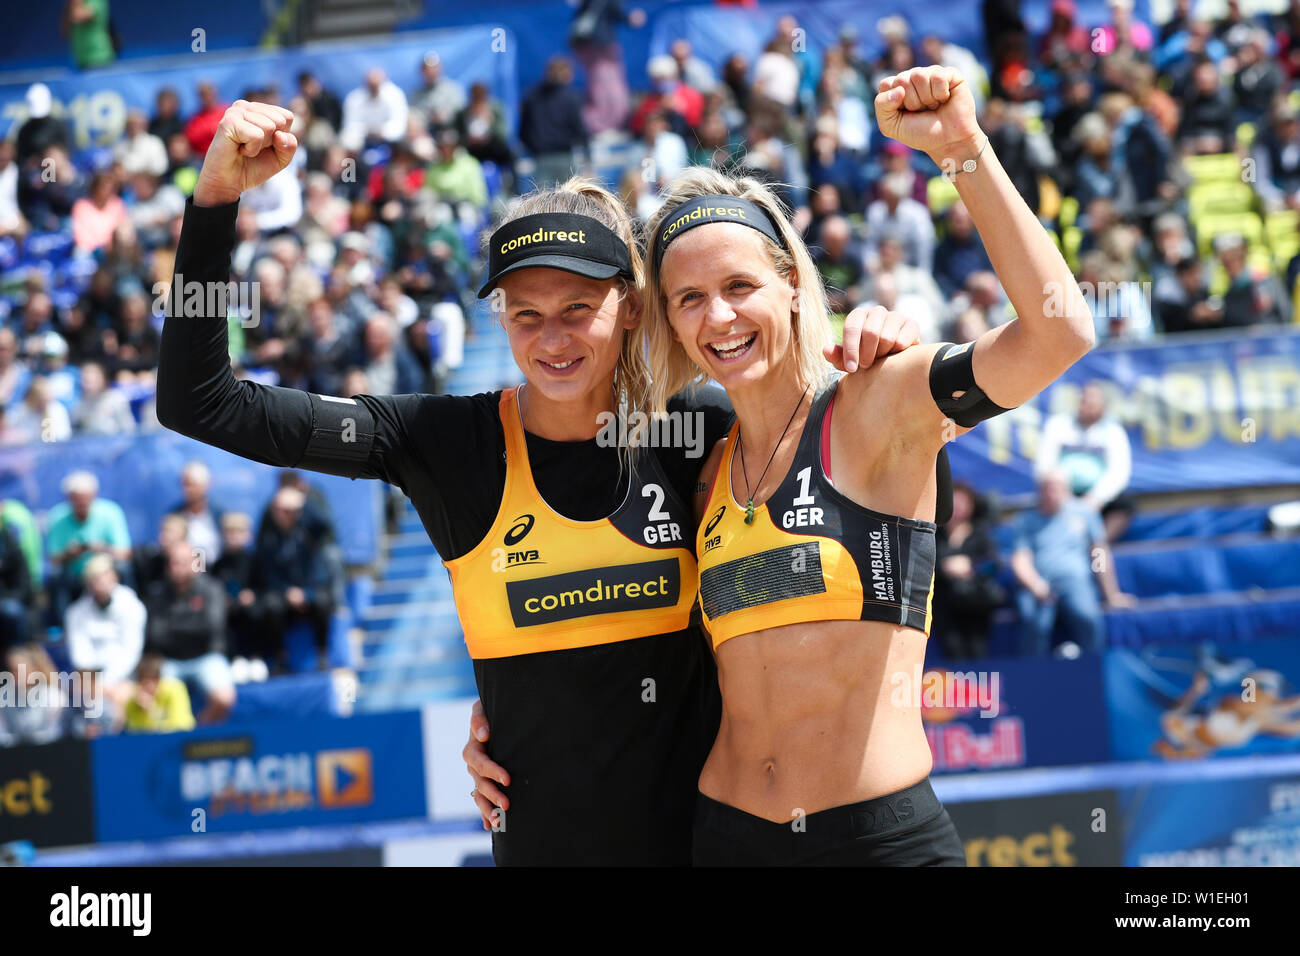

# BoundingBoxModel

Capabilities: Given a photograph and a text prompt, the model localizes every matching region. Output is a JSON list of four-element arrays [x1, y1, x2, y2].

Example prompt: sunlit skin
[[663, 225, 803, 414], [495, 268, 637, 441], [184, 96, 945, 832], [662, 223, 942, 821], [463, 256, 927, 828], [647, 63, 1096, 824]]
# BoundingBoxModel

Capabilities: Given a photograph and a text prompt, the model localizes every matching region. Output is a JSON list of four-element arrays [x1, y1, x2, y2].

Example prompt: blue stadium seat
[[457, 212, 486, 259], [226, 672, 343, 724], [23, 231, 74, 266], [50, 288, 79, 310], [345, 575, 373, 626], [284, 620, 320, 673], [362, 143, 392, 169], [283, 612, 356, 672], [481, 160, 503, 201], [56, 256, 98, 293], [1104, 588, 1300, 646], [1114, 535, 1300, 599], [1119, 504, 1272, 542], [987, 586, 1300, 653], [327, 610, 356, 669], [73, 146, 116, 172]]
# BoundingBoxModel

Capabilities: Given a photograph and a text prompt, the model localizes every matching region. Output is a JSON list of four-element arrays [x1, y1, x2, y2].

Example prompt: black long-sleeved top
[[144, 572, 228, 661], [518, 82, 588, 156], [0, 522, 31, 605], [157, 197, 727, 865], [251, 518, 333, 600]]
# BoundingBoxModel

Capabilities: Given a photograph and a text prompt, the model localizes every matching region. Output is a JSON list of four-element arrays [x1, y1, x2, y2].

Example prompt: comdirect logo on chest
[[506, 559, 679, 626]]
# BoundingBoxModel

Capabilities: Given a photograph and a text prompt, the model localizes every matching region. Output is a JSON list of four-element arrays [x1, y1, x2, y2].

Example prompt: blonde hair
[[82, 553, 116, 584], [487, 176, 650, 419], [643, 167, 834, 415]]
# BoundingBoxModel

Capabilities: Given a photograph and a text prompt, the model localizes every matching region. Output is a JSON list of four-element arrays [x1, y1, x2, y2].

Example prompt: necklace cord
[[737, 384, 811, 523]]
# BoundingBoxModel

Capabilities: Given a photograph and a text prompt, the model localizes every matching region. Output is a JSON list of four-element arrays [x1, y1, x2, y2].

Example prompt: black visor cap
[[478, 212, 634, 299]]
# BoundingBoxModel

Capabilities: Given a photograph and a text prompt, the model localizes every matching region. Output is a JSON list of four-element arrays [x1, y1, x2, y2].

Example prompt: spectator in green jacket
[[45, 470, 133, 624], [1, 498, 43, 589], [425, 128, 488, 213], [61, 0, 116, 70]]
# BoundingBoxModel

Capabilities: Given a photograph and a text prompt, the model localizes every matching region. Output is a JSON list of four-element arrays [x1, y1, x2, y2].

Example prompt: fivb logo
[[492, 514, 541, 571], [50, 886, 151, 936]]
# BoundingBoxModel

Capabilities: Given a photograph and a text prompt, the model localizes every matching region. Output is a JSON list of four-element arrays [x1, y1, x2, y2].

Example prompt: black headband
[[652, 194, 788, 270], [478, 212, 634, 299]]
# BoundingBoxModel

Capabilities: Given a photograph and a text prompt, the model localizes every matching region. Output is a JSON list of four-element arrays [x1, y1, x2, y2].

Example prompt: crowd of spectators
[[0, 463, 344, 745], [1, 0, 1299, 725]]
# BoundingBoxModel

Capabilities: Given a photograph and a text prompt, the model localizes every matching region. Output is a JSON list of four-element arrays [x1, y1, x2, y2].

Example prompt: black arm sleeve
[[156, 198, 379, 480], [928, 341, 1015, 428], [159, 203, 522, 558]]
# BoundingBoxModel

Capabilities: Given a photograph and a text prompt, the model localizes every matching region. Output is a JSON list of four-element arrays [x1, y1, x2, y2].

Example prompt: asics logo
[[504, 514, 534, 546]]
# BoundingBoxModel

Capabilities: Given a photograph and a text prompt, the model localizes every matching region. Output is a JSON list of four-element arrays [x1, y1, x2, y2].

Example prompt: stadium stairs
[[354, 298, 520, 711]]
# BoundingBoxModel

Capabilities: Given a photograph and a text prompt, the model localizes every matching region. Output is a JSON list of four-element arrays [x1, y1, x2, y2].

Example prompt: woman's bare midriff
[[698, 616, 933, 823]]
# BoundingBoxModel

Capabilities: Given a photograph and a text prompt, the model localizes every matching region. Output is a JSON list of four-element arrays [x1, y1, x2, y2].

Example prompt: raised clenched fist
[[192, 100, 298, 208], [874, 66, 982, 166]]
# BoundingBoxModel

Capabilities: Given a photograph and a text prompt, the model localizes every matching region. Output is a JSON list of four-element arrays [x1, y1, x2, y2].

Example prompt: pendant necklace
[[736, 384, 810, 525]]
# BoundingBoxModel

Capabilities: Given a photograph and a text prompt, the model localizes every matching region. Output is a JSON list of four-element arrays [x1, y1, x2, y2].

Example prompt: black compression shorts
[[692, 776, 966, 866]]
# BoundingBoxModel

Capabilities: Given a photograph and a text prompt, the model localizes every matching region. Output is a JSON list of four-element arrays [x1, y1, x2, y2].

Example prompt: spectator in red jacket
[[1039, 0, 1093, 73], [630, 56, 704, 137], [184, 81, 227, 156]]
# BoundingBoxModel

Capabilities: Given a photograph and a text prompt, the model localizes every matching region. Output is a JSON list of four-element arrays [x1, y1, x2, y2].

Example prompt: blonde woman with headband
[[642, 65, 1097, 865], [160, 99, 923, 866]]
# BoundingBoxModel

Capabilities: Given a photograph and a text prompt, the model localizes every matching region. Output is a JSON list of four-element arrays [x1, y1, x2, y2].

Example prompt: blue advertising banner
[[1105, 641, 1300, 763], [0, 27, 518, 151], [89, 710, 426, 843], [920, 652, 1110, 773], [1, 0, 267, 75], [1120, 767, 1300, 866], [945, 328, 1300, 502], [0, 427, 380, 566]]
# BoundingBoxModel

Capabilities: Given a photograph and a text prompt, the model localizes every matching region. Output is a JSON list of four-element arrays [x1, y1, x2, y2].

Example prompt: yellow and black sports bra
[[696, 380, 937, 648], [445, 387, 698, 659]]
